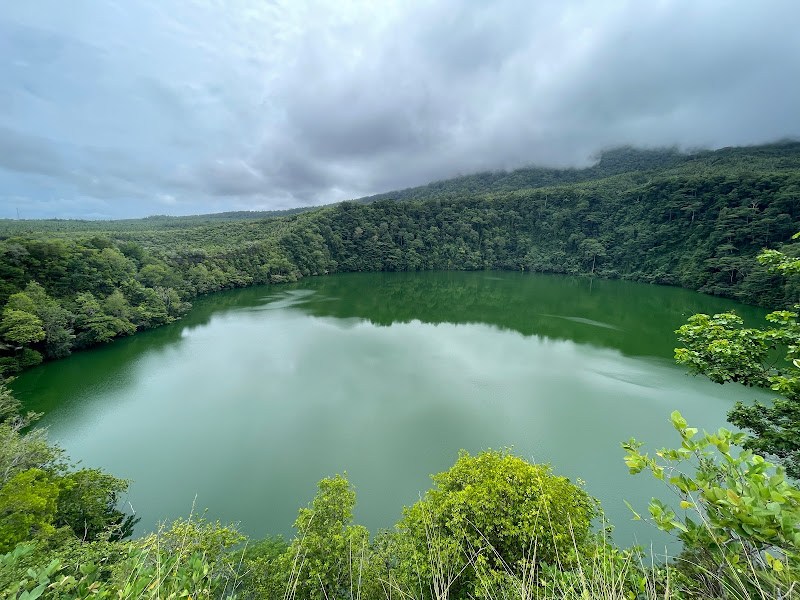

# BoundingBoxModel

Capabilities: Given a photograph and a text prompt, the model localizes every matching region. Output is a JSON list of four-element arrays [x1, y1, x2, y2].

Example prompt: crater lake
[[11, 271, 774, 552]]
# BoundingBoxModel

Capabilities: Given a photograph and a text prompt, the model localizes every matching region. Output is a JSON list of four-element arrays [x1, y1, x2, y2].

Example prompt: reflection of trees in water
[[12, 284, 296, 416], [14, 272, 767, 417], [282, 271, 768, 359]]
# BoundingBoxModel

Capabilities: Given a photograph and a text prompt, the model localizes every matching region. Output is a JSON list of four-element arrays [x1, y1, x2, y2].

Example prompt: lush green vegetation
[[3, 142, 800, 375], [3, 142, 800, 598]]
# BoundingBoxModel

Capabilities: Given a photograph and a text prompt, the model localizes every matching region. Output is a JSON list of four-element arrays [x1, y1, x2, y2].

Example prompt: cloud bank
[[1, 0, 799, 218]]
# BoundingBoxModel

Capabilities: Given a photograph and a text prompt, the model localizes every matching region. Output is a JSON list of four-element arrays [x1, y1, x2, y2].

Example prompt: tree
[[55, 469, 139, 542], [0, 309, 45, 347], [675, 243, 800, 477], [578, 237, 606, 274], [0, 468, 61, 552], [14, 283, 74, 359], [36, 303, 74, 359], [283, 474, 369, 600], [0, 382, 61, 490], [0, 382, 137, 554], [397, 449, 597, 599], [73, 292, 136, 346], [0, 382, 21, 425]]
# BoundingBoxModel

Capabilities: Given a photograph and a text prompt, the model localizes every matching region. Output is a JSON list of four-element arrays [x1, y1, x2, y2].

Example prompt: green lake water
[[12, 271, 774, 552]]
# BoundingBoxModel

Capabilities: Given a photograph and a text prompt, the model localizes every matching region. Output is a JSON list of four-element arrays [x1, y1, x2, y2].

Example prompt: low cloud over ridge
[[1, 0, 799, 219]]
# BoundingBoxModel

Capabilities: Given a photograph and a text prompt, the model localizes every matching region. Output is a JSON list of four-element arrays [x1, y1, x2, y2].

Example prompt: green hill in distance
[[2, 140, 800, 374], [355, 141, 800, 204]]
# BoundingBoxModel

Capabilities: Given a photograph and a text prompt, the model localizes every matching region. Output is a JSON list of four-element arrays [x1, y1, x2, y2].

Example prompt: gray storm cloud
[[0, 0, 799, 218]]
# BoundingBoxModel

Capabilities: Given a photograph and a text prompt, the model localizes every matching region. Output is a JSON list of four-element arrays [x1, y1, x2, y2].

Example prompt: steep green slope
[[1, 142, 799, 373]]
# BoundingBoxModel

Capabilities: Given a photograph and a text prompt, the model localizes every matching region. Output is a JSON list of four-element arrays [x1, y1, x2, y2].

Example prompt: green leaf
[[670, 411, 687, 429], [624, 500, 642, 521]]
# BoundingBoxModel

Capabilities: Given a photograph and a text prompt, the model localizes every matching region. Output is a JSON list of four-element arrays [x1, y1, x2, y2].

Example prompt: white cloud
[[0, 0, 799, 218]]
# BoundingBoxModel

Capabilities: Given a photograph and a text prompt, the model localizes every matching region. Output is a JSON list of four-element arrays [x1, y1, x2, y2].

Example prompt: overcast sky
[[1, 1, 799, 220]]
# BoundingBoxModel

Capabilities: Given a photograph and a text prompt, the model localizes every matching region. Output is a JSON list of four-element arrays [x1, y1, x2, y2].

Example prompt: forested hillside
[[355, 142, 800, 203], [1, 142, 800, 374]]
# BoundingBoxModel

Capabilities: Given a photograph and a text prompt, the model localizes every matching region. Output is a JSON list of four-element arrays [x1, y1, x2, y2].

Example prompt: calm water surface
[[12, 272, 774, 551]]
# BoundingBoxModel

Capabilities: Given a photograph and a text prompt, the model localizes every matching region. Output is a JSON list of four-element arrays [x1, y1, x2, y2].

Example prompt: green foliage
[[0, 383, 62, 491], [0, 539, 235, 600], [0, 477, 236, 599], [0, 309, 45, 347], [0, 383, 137, 556], [623, 411, 800, 598], [493, 538, 654, 600], [0, 469, 61, 552], [237, 534, 288, 599], [7, 284, 74, 361], [397, 449, 597, 599], [132, 514, 245, 597], [55, 469, 139, 542], [1, 543, 62, 600], [281, 474, 370, 600], [241, 534, 287, 564], [113, 546, 236, 600], [73, 292, 136, 346], [0, 528, 126, 597], [0, 380, 22, 424], [676, 244, 800, 477], [760, 234, 800, 279], [675, 312, 778, 388]]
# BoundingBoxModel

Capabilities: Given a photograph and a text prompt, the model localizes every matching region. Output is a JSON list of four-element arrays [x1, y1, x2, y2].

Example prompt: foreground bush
[[624, 411, 800, 599], [394, 449, 598, 599]]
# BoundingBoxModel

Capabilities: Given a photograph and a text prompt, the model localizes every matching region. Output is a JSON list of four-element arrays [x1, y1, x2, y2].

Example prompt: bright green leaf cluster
[[397, 449, 598, 599], [676, 302, 800, 477], [623, 411, 800, 598]]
